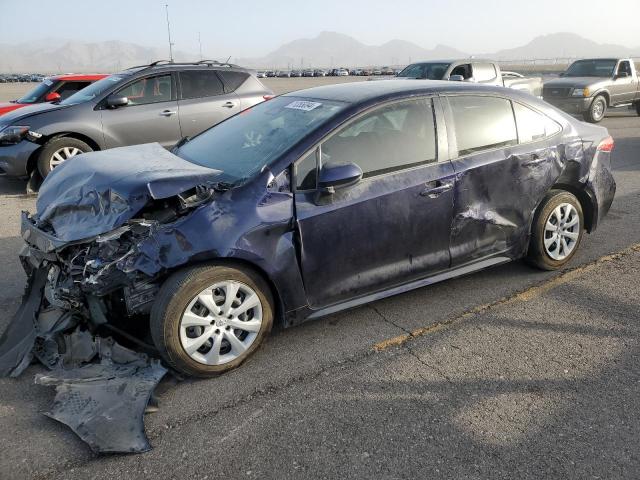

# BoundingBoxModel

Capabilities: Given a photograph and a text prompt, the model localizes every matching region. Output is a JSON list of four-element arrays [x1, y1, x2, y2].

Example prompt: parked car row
[[0, 73, 47, 83], [2, 56, 638, 188], [256, 67, 400, 78]]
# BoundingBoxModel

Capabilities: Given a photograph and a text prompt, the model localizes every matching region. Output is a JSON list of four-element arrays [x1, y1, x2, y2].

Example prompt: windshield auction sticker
[[285, 100, 322, 111]]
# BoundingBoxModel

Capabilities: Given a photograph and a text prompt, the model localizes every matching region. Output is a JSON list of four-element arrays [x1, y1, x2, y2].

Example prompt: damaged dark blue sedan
[[3, 80, 616, 379]]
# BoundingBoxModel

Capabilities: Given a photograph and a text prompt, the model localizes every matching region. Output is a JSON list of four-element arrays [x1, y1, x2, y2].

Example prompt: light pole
[[165, 4, 174, 62]]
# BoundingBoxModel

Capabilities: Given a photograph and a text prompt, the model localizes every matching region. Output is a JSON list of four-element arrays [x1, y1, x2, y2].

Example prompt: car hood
[[544, 77, 610, 89], [0, 102, 74, 126], [35, 143, 223, 242], [0, 102, 26, 117]]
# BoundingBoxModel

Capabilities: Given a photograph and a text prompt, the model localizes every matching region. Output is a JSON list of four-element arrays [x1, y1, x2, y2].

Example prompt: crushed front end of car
[[0, 143, 227, 453]]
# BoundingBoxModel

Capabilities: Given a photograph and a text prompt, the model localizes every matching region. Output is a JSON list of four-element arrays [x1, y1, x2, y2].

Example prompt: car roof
[[283, 80, 518, 104], [122, 62, 250, 76], [51, 74, 108, 81]]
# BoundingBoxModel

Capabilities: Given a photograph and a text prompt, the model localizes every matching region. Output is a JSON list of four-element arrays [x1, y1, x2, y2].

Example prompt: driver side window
[[618, 61, 631, 76], [116, 74, 173, 106], [320, 98, 437, 178], [450, 64, 472, 79]]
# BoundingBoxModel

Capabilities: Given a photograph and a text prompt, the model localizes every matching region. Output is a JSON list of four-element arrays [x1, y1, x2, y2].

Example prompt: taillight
[[263, 95, 274, 101], [596, 136, 614, 152]]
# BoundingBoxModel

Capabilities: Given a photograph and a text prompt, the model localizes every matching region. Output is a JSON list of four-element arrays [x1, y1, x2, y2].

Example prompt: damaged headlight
[[571, 88, 590, 97], [0, 125, 30, 145]]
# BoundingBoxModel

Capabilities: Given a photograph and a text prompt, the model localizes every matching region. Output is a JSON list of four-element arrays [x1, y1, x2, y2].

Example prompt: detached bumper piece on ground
[[0, 269, 167, 454]]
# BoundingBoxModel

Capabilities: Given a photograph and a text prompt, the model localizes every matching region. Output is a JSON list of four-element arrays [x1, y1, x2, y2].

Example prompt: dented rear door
[[443, 95, 564, 267]]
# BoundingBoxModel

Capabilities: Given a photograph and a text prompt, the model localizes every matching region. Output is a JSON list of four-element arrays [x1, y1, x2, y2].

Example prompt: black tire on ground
[[36, 136, 92, 178], [583, 94, 607, 123], [527, 190, 584, 271], [635, 102, 640, 116], [150, 263, 274, 378]]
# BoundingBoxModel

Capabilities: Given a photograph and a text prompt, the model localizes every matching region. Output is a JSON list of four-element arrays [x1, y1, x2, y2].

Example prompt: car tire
[[527, 190, 584, 271], [583, 94, 607, 123], [37, 137, 92, 178], [635, 102, 640, 116], [150, 263, 274, 378]]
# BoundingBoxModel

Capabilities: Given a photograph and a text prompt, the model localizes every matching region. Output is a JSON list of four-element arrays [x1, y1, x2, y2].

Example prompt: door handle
[[420, 180, 454, 198], [160, 110, 177, 116], [221, 102, 236, 108]]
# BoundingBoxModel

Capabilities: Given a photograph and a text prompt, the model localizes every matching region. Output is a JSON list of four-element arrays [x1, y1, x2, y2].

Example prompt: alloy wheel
[[49, 146, 83, 170]]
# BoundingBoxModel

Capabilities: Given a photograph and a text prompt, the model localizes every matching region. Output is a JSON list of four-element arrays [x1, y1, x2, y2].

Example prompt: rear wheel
[[635, 102, 640, 116], [37, 137, 92, 178], [527, 190, 584, 270], [583, 95, 607, 123], [150, 264, 274, 378]]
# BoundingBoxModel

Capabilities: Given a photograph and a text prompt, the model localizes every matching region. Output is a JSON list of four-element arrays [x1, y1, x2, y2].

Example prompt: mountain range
[[0, 32, 637, 73]]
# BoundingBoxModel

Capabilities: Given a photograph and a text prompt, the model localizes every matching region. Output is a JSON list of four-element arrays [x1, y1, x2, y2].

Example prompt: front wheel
[[37, 137, 92, 178], [527, 190, 584, 271], [583, 95, 607, 123], [150, 264, 274, 378]]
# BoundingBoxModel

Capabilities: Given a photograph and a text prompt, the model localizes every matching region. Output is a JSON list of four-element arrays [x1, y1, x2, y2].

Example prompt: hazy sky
[[1, 0, 638, 57]]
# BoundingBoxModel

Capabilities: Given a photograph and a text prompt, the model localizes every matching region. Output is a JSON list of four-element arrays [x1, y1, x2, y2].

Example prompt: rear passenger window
[[448, 96, 517, 156], [321, 98, 437, 178], [473, 63, 497, 82], [217, 71, 249, 93], [179, 70, 224, 99], [513, 102, 562, 142], [513, 102, 546, 143]]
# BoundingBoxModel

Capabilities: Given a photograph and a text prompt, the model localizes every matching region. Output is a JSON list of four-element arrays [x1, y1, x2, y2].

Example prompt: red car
[[0, 73, 107, 116]]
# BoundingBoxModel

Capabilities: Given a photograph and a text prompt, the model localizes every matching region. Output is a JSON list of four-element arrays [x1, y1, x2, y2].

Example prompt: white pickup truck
[[392, 59, 543, 97]]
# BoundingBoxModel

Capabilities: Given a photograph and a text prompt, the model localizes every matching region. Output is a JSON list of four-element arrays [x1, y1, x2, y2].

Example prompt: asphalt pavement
[[0, 85, 638, 479]]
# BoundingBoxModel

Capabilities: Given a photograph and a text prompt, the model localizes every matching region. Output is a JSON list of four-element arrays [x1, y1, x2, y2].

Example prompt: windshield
[[397, 63, 450, 79], [176, 96, 347, 184], [565, 59, 617, 77], [16, 79, 56, 103], [60, 75, 125, 105]]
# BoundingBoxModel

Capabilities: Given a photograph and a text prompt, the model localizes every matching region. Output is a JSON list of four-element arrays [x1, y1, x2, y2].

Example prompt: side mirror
[[106, 95, 129, 108], [449, 75, 464, 82], [318, 162, 363, 193], [44, 92, 61, 102], [616, 71, 629, 79]]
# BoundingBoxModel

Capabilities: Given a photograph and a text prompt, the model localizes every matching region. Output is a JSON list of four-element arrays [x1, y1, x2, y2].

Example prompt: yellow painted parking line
[[373, 243, 640, 352]]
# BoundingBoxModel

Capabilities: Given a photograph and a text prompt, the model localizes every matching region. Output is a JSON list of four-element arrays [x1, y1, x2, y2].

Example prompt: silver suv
[[0, 60, 273, 181]]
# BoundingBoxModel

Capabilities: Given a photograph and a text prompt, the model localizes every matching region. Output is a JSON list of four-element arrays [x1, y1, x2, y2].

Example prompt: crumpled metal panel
[[35, 350, 166, 454], [0, 272, 168, 454], [0, 269, 47, 377], [35, 143, 222, 242], [449, 144, 565, 266], [32, 335, 167, 453]]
